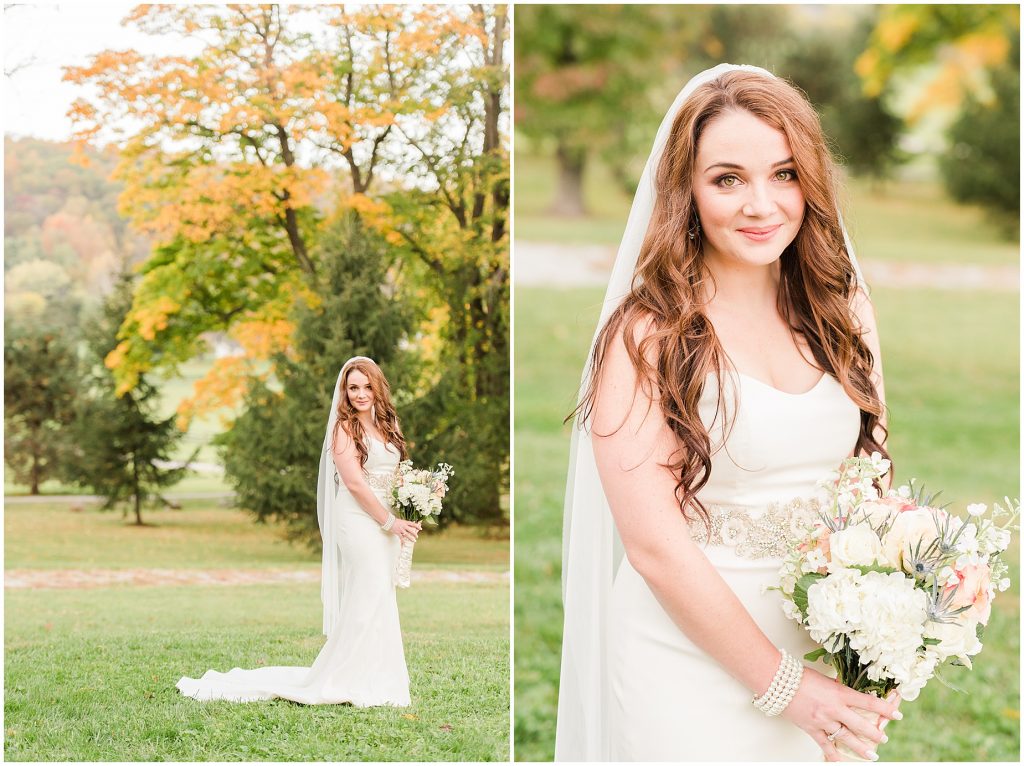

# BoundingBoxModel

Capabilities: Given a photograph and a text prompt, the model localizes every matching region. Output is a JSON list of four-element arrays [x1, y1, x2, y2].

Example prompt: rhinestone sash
[[689, 496, 824, 559], [365, 471, 395, 493], [332, 470, 395, 494]]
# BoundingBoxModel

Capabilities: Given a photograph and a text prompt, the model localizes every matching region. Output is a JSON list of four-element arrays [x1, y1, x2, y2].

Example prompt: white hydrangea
[[806, 568, 864, 645], [897, 649, 941, 701], [806, 569, 929, 691]]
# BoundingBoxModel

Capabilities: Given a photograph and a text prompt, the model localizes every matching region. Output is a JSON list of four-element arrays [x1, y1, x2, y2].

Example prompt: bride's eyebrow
[[704, 156, 795, 173]]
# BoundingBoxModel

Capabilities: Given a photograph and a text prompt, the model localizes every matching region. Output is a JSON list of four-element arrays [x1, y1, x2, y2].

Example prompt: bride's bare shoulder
[[593, 309, 662, 424], [604, 307, 660, 363]]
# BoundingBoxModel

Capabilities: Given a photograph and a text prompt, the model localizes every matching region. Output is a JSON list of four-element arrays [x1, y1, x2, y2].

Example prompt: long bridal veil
[[317, 355, 374, 635], [553, 63, 866, 761]]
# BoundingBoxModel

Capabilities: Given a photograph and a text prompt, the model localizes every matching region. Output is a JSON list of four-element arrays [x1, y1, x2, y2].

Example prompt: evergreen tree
[[397, 233, 510, 529], [215, 213, 418, 547], [3, 326, 79, 494], [62, 270, 196, 525]]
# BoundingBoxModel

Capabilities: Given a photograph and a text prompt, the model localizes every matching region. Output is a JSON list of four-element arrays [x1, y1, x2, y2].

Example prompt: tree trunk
[[132, 458, 143, 526], [550, 141, 587, 218], [30, 451, 40, 495]]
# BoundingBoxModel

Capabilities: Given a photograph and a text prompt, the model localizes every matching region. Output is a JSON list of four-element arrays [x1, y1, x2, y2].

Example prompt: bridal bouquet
[[775, 455, 1017, 758], [390, 460, 454, 588]]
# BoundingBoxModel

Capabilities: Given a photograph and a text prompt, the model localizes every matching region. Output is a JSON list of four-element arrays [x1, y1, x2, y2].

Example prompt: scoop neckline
[[733, 369, 828, 397]]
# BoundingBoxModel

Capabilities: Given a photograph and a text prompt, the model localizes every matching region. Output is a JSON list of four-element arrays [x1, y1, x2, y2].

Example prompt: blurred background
[[514, 3, 1019, 761], [4, 4, 509, 761]]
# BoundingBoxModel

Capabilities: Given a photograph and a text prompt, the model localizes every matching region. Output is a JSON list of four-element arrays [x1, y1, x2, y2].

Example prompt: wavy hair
[[572, 70, 889, 531], [332, 359, 408, 468]]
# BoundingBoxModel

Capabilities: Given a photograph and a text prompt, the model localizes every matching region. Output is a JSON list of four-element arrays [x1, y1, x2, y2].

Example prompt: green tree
[[779, 11, 905, 181], [385, 5, 509, 526], [214, 213, 418, 546], [514, 4, 684, 213], [939, 53, 1020, 233], [64, 5, 485, 405], [855, 4, 1018, 112], [3, 327, 79, 494], [62, 271, 197, 525]]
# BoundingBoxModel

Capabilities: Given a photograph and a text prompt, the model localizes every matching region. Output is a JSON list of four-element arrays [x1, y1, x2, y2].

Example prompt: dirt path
[[514, 240, 1020, 291], [4, 567, 509, 590], [3, 491, 234, 505]]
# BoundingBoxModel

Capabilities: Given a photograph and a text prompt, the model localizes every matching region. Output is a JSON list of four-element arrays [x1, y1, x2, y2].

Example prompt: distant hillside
[[4, 136, 151, 331]]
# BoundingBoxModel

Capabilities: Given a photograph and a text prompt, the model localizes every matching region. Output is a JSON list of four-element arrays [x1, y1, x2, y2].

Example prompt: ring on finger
[[826, 725, 845, 742]]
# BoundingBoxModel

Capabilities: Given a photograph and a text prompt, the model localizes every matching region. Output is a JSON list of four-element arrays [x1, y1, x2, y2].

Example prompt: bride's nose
[[741, 182, 777, 218]]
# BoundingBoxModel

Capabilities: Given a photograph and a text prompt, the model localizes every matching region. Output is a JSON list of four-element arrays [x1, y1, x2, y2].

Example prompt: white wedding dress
[[606, 369, 860, 760], [177, 437, 410, 707]]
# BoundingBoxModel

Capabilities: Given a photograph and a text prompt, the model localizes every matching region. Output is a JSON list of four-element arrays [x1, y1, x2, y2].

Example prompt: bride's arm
[[332, 429, 419, 537], [591, 321, 898, 761]]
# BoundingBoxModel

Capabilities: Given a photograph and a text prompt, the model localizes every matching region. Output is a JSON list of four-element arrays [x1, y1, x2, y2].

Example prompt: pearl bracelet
[[381, 513, 396, 532], [752, 649, 804, 717]]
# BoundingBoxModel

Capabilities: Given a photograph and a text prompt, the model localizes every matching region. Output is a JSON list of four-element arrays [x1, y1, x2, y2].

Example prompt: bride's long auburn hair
[[573, 70, 890, 530], [333, 359, 408, 468]]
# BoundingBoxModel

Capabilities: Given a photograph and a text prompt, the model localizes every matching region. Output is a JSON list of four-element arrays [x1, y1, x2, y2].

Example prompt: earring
[[687, 217, 702, 241]]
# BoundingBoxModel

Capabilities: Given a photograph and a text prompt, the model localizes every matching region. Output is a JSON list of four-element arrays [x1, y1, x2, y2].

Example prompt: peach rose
[[946, 564, 993, 625], [807, 525, 831, 560]]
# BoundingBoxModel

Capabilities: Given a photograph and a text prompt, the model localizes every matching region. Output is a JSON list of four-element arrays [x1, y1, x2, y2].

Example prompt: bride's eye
[[775, 169, 797, 182], [714, 174, 740, 188]]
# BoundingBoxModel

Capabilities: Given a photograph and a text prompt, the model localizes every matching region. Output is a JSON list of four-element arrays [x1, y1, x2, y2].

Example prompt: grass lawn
[[4, 502, 510, 572], [513, 151, 1020, 268], [513, 285, 1019, 761], [5, 491, 510, 760], [5, 581, 508, 761]]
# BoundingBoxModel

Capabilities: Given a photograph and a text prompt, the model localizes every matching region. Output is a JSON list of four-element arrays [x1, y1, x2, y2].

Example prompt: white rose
[[828, 523, 886, 570], [882, 509, 943, 572], [923, 618, 982, 667]]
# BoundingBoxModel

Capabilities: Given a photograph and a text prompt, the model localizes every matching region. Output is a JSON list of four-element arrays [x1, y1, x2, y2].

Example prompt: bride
[[555, 65, 903, 761], [177, 356, 421, 706]]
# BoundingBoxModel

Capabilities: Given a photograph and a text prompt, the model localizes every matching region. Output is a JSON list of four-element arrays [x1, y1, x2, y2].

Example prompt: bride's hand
[[781, 667, 901, 762], [390, 518, 420, 542]]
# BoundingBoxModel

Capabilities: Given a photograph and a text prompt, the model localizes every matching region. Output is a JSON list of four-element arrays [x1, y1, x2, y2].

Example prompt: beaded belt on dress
[[365, 471, 395, 493], [332, 470, 395, 493], [689, 496, 824, 559]]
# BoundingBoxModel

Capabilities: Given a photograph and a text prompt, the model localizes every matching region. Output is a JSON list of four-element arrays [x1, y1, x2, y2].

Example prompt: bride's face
[[691, 108, 805, 270], [345, 370, 374, 414]]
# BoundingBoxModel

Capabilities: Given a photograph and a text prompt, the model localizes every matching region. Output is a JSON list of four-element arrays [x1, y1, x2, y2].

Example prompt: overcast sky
[[2, 3, 207, 141]]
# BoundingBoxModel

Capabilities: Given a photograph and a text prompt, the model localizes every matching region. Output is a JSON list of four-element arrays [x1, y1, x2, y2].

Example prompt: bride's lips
[[737, 224, 782, 242]]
